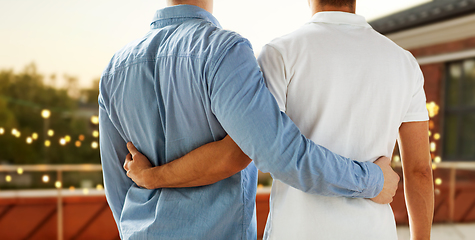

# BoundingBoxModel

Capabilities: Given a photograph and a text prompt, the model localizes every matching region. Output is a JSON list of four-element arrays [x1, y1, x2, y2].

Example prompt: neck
[[167, 0, 213, 14], [309, 2, 355, 15]]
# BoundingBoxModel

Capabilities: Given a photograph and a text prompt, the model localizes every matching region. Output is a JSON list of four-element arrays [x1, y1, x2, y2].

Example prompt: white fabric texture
[[258, 11, 429, 240]]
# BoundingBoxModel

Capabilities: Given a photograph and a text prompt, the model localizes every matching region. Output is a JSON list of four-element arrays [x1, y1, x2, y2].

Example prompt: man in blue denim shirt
[[99, 1, 399, 239]]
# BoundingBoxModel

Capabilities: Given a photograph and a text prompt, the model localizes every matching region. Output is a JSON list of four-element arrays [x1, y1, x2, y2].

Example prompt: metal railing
[[0, 164, 103, 240]]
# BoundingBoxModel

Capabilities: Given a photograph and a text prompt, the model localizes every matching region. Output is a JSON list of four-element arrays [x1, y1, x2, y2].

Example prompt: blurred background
[[0, 0, 474, 239]]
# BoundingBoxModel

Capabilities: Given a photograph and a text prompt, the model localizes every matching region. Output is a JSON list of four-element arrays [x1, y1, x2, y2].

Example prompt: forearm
[[404, 168, 434, 240], [211, 43, 383, 198], [143, 135, 251, 189], [398, 121, 434, 240]]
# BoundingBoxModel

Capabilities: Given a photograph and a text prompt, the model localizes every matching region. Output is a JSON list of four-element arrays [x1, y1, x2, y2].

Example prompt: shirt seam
[[101, 54, 206, 77]]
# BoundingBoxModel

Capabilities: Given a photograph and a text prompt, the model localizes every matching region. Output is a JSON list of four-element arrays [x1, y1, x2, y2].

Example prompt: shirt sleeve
[[208, 39, 384, 198], [98, 96, 134, 238], [403, 57, 430, 122], [257, 44, 288, 112]]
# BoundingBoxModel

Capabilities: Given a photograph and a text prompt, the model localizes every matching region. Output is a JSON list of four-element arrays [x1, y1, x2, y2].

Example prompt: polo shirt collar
[[151, 4, 222, 29], [308, 11, 371, 28]]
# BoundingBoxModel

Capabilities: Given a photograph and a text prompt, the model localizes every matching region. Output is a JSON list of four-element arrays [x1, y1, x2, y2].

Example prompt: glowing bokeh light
[[426, 102, 439, 118], [96, 184, 104, 190], [92, 130, 99, 138], [435, 178, 442, 185], [45, 140, 51, 147], [434, 156, 442, 163], [32, 132, 38, 140], [90, 116, 99, 125], [0, 127, 4, 135], [17, 168, 24, 175], [392, 155, 400, 162], [430, 142, 436, 152], [59, 138, 66, 146], [65, 135, 71, 142], [47, 129, 54, 137], [434, 133, 440, 140], [42, 175, 50, 183], [5, 175, 12, 182], [79, 134, 85, 141], [26, 137, 33, 144], [55, 181, 62, 188], [41, 109, 51, 119], [75, 141, 81, 147], [92, 141, 99, 149]]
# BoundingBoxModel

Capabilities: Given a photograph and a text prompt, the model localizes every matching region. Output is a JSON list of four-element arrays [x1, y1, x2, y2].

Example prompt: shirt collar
[[151, 4, 222, 29], [308, 11, 371, 28]]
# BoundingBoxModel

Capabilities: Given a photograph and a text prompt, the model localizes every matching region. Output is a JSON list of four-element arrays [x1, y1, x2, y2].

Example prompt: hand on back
[[123, 142, 154, 189], [370, 156, 400, 204]]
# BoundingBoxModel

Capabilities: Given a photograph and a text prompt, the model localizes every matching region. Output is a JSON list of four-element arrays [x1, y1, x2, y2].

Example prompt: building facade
[[369, 0, 475, 224]]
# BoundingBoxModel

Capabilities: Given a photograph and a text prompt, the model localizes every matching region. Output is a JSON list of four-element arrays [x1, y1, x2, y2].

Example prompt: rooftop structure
[[370, 0, 475, 34]]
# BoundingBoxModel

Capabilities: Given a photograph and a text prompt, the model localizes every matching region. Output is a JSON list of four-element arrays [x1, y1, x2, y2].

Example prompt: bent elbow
[[222, 151, 252, 176]]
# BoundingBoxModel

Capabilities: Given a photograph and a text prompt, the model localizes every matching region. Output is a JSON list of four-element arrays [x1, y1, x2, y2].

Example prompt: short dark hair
[[319, 0, 355, 7]]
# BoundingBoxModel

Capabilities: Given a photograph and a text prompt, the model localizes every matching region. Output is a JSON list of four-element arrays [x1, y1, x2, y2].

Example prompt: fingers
[[127, 142, 139, 158], [123, 153, 132, 171]]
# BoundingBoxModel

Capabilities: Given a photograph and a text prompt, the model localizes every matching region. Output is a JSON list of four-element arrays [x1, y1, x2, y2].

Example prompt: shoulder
[[265, 26, 310, 53]]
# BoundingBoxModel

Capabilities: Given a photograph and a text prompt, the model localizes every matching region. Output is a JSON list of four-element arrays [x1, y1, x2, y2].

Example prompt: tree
[[0, 63, 100, 164]]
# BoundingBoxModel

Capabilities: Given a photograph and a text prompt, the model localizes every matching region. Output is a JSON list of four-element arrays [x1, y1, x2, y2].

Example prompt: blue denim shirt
[[98, 5, 384, 240]]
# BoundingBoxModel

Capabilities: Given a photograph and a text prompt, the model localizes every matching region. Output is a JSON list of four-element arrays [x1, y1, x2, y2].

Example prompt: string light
[[26, 137, 33, 144], [434, 156, 442, 163], [434, 133, 441, 140], [59, 138, 66, 146], [42, 175, 50, 183], [92, 130, 99, 138], [17, 168, 24, 175], [96, 184, 104, 190], [91, 141, 98, 149], [32, 133, 38, 140], [392, 155, 400, 162], [90, 116, 99, 125], [432, 164, 437, 170], [75, 141, 81, 147], [55, 181, 62, 188], [69, 186, 75, 191], [79, 134, 85, 141], [83, 188, 89, 195], [426, 102, 439, 118], [45, 140, 51, 147], [430, 142, 436, 152], [5, 175, 12, 182], [0, 127, 4, 135], [435, 178, 442, 185], [65, 135, 71, 142], [47, 129, 54, 137], [41, 109, 51, 119]]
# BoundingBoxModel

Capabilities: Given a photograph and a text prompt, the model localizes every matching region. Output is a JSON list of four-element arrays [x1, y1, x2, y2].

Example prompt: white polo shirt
[[257, 12, 429, 240]]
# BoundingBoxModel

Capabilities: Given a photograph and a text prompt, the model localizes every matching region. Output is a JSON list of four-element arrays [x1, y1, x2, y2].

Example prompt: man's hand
[[123, 142, 154, 189], [370, 156, 400, 204]]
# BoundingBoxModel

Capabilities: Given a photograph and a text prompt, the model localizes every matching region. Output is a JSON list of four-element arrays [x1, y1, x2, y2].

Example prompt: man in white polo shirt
[[258, 0, 434, 239]]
